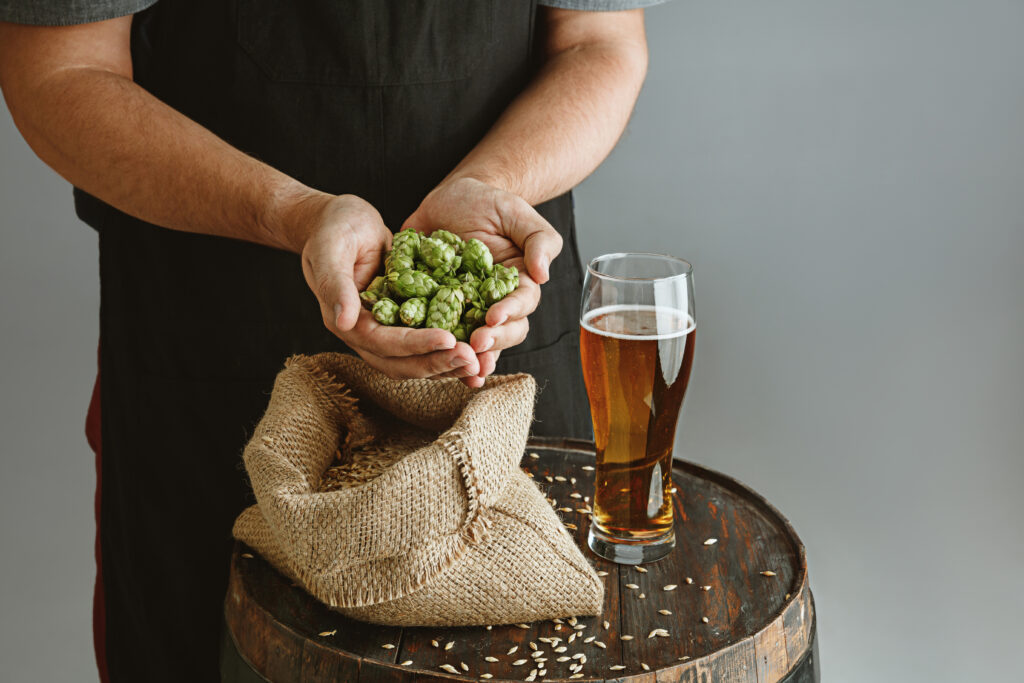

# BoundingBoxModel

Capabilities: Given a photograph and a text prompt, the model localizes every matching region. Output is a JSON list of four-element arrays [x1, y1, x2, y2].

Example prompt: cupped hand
[[403, 177, 564, 386], [300, 194, 480, 379]]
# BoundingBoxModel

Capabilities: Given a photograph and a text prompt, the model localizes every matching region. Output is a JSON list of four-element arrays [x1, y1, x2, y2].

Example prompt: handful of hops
[[359, 229, 514, 341]]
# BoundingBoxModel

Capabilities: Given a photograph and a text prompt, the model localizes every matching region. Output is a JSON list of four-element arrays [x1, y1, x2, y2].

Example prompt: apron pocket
[[237, 0, 495, 86]]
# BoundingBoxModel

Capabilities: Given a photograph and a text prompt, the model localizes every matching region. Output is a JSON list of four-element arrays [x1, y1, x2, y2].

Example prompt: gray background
[[1, 1, 1022, 681]]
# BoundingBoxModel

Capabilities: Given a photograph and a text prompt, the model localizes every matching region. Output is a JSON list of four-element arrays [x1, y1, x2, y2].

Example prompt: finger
[[486, 270, 540, 327], [306, 248, 363, 332], [348, 311, 457, 356], [498, 195, 563, 284], [358, 343, 479, 380], [476, 349, 500, 378], [461, 375, 486, 388], [470, 317, 528, 354]]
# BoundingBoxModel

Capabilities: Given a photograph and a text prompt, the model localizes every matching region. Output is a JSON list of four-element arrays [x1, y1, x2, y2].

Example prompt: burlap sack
[[232, 353, 604, 626]]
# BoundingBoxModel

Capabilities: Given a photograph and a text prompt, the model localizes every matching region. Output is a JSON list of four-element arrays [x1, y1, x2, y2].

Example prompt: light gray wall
[[1, 1, 1022, 681]]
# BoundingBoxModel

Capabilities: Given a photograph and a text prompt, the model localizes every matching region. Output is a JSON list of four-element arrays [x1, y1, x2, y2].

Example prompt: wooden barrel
[[222, 437, 819, 682]]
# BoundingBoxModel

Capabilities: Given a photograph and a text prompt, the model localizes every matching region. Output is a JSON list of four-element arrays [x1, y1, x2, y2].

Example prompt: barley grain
[[400, 660, 412, 666], [485, 656, 499, 663], [704, 538, 718, 546], [761, 570, 777, 577], [439, 664, 459, 674], [445, 641, 454, 650], [659, 609, 672, 615], [381, 643, 395, 649], [663, 584, 678, 591], [317, 630, 336, 637]]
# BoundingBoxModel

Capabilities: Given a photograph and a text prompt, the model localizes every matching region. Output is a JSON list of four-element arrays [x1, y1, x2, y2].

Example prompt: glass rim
[[587, 252, 693, 283]]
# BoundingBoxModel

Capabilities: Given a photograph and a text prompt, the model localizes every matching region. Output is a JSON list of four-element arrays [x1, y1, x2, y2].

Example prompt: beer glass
[[580, 253, 695, 564]]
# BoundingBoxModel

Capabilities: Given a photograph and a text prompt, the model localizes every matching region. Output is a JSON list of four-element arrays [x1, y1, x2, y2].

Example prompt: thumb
[[401, 205, 428, 233], [502, 197, 563, 284], [303, 248, 362, 333], [330, 268, 362, 332]]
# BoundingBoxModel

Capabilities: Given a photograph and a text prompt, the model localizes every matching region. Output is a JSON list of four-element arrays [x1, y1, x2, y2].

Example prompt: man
[[0, 1, 655, 680]]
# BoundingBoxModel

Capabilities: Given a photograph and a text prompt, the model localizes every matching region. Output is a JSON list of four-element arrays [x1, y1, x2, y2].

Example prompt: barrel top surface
[[226, 437, 813, 682]]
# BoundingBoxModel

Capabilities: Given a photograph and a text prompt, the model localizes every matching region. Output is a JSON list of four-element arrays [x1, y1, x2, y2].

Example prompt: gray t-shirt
[[0, 0, 667, 26]]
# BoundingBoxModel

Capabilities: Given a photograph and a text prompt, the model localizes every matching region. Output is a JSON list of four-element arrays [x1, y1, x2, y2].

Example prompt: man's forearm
[[445, 9, 648, 206], [0, 21, 327, 253]]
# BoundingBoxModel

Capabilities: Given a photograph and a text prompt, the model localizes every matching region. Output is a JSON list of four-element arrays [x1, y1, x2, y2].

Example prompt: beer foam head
[[581, 305, 695, 340]]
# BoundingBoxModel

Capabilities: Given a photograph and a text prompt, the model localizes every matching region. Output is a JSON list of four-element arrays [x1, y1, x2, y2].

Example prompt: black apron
[[74, 1, 591, 680]]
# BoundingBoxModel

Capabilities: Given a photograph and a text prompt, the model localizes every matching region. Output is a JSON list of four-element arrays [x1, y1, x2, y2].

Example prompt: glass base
[[587, 524, 675, 565]]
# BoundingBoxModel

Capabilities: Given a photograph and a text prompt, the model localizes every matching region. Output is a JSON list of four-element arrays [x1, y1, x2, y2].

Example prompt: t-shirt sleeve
[[0, 0, 157, 26], [537, 0, 671, 9]]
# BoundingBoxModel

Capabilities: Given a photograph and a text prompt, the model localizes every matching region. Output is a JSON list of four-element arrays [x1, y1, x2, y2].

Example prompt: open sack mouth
[[233, 353, 604, 626]]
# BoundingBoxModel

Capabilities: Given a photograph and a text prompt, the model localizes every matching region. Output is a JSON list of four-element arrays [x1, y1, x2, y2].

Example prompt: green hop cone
[[479, 276, 509, 306], [420, 236, 457, 271], [459, 279, 481, 307], [372, 298, 400, 326], [385, 250, 415, 276], [460, 238, 494, 277], [391, 229, 421, 260], [462, 305, 488, 331], [493, 263, 519, 291], [359, 290, 379, 309], [430, 264, 455, 281], [458, 271, 478, 284], [399, 297, 428, 327], [358, 275, 388, 309], [431, 229, 464, 253], [441, 275, 462, 287], [425, 286, 465, 331], [451, 322, 471, 342], [388, 269, 439, 299]]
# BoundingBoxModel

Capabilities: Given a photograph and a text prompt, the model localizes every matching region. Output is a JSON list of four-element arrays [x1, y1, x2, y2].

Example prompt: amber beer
[[581, 304, 695, 544]]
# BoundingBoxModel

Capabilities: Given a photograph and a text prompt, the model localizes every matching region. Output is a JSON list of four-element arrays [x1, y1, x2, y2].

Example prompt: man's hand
[[403, 177, 564, 387], [301, 194, 480, 379]]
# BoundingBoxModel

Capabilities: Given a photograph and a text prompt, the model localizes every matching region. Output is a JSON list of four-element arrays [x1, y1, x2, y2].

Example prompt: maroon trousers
[[85, 347, 108, 683]]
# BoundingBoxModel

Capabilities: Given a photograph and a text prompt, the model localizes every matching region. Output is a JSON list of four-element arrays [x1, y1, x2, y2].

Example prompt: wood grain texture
[[223, 437, 817, 682], [752, 620, 789, 683]]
